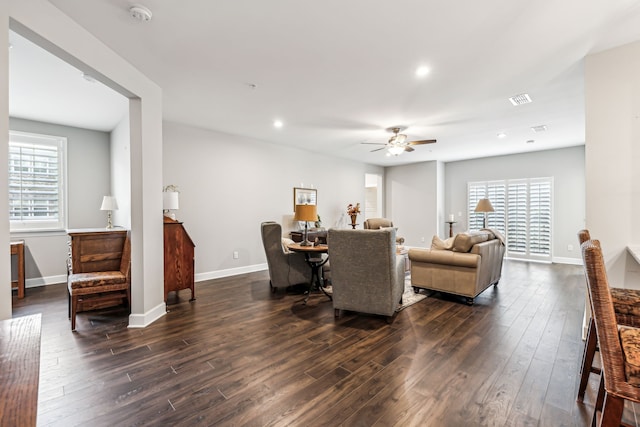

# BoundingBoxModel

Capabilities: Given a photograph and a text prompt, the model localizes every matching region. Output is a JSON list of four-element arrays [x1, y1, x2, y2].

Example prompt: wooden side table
[[445, 221, 457, 238], [10, 240, 25, 299]]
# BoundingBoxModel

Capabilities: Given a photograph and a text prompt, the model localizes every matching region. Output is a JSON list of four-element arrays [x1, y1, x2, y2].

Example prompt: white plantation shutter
[[486, 182, 505, 234], [528, 178, 552, 257], [9, 131, 67, 231], [467, 183, 486, 231], [507, 180, 528, 254], [470, 177, 553, 261]]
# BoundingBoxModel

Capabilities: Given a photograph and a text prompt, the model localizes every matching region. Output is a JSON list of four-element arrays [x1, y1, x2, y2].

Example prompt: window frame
[[468, 177, 553, 261], [9, 130, 68, 233]]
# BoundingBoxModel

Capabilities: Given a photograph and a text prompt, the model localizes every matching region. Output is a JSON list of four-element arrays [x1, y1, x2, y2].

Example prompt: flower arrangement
[[347, 203, 361, 216]]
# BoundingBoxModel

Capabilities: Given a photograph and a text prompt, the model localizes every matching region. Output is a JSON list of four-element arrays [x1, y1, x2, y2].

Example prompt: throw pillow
[[452, 231, 490, 252], [431, 235, 454, 250], [281, 237, 295, 253]]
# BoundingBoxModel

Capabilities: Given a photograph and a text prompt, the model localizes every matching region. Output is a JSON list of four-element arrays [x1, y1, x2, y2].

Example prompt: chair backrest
[[577, 229, 591, 245], [119, 231, 131, 281], [261, 221, 285, 271], [581, 239, 634, 396], [363, 218, 394, 230], [328, 228, 403, 316]]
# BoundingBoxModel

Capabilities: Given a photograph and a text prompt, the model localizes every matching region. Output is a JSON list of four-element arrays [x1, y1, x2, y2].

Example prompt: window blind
[[9, 131, 66, 231]]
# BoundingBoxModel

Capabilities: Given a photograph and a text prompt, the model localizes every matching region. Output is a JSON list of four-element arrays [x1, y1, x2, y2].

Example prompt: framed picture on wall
[[293, 187, 317, 211]]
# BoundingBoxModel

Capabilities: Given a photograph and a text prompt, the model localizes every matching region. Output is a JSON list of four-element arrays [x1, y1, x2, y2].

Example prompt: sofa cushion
[[452, 231, 492, 253], [431, 235, 454, 250]]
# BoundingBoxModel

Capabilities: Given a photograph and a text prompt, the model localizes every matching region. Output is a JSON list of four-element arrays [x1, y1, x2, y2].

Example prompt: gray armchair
[[328, 228, 405, 319], [363, 217, 405, 245], [261, 222, 311, 292]]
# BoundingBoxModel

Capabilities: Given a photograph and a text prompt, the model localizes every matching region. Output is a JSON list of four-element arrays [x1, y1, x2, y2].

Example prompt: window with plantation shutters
[[9, 131, 67, 232], [469, 177, 552, 261]]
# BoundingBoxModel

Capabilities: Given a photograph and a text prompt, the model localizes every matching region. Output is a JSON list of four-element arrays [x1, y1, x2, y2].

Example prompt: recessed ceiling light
[[526, 139, 535, 144], [531, 125, 547, 133], [273, 120, 283, 128], [509, 93, 532, 106], [129, 5, 153, 22], [497, 132, 507, 138], [415, 66, 430, 78]]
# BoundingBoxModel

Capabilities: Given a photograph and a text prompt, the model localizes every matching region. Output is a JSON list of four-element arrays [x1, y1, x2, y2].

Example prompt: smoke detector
[[129, 5, 152, 22]]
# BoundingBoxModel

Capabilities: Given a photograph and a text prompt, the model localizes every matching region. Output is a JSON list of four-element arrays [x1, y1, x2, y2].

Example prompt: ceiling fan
[[362, 127, 436, 156]]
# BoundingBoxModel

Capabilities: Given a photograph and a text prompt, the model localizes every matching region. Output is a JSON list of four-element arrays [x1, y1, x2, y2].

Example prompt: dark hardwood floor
[[10, 260, 623, 426]]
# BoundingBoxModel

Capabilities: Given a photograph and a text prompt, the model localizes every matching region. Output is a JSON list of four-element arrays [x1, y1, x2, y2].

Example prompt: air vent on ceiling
[[531, 125, 547, 133], [509, 93, 532, 106]]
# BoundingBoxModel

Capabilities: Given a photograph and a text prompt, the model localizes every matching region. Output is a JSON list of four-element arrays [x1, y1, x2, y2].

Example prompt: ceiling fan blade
[[404, 146, 415, 152], [361, 142, 387, 146], [370, 147, 387, 152], [407, 139, 437, 146]]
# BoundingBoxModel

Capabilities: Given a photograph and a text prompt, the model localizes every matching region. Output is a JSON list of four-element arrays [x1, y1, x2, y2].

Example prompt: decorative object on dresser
[[347, 203, 361, 229], [100, 196, 118, 229], [164, 216, 195, 303], [67, 229, 131, 331], [163, 184, 179, 220], [293, 204, 318, 246]]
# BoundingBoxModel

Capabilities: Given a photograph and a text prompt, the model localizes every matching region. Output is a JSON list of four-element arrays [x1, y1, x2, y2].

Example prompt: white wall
[[6, 0, 164, 326], [9, 118, 111, 286], [385, 161, 440, 247], [445, 146, 586, 263], [162, 121, 383, 280], [585, 40, 640, 288], [110, 115, 131, 230]]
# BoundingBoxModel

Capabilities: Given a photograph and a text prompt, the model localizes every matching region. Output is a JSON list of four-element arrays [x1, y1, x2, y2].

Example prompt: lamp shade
[[163, 191, 179, 210], [474, 198, 494, 213], [100, 196, 118, 211], [294, 204, 317, 222]]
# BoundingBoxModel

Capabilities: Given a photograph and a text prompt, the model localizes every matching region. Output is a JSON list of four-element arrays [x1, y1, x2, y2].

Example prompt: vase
[[350, 214, 358, 229]]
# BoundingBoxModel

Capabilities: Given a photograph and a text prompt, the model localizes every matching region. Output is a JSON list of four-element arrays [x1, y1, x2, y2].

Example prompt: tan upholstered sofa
[[363, 218, 405, 245], [409, 230, 506, 304]]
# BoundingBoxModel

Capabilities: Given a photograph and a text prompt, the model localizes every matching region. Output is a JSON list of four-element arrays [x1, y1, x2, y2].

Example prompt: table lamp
[[163, 190, 179, 220], [100, 196, 118, 229], [474, 198, 494, 228], [294, 204, 318, 246]]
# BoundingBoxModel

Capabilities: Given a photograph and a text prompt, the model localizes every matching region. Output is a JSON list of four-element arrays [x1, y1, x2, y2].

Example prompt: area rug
[[397, 273, 428, 312]]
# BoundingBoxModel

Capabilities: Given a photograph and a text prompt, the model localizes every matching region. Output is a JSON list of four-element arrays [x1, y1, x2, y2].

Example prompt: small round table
[[445, 221, 457, 238], [287, 243, 331, 304]]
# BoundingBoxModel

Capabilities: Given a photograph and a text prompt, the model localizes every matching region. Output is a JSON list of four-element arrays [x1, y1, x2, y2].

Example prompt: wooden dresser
[[164, 217, 195, 302]]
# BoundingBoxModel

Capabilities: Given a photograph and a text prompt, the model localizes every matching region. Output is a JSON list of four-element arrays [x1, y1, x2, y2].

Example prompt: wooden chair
[[67, 232, 131, 331], [577, 230, 640, 402], [581, 240, 640, 426]]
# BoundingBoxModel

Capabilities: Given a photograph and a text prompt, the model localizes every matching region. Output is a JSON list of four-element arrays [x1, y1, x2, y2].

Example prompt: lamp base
[[299, 239, 313, 247]]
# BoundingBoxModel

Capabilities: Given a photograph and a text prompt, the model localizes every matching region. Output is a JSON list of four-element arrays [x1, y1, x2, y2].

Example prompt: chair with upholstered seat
[[363, 217, 405, 245], [577, 230, 640, 402], [67, 231, 131, 331], [328, 228, 404, 321], [261, 221, 313, 292], [581, 239, 640, 425]]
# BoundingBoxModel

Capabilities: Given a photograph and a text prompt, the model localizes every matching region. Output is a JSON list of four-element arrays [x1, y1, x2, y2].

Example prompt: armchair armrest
[[408, 248, 480, 268]]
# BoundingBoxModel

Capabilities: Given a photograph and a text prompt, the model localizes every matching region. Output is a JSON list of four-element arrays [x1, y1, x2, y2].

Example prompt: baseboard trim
[[26, 274, 67, 288], [128, 302, 166, 328], [552, 256, 582, 265], [195, 263, 267, 283]]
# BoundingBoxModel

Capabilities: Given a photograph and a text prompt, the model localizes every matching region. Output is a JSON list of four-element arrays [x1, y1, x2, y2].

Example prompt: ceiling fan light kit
[[361, 126, 437, 156]]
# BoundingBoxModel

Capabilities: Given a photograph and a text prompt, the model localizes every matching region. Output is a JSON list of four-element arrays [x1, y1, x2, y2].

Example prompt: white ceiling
[[9, 1, 640, 166]]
